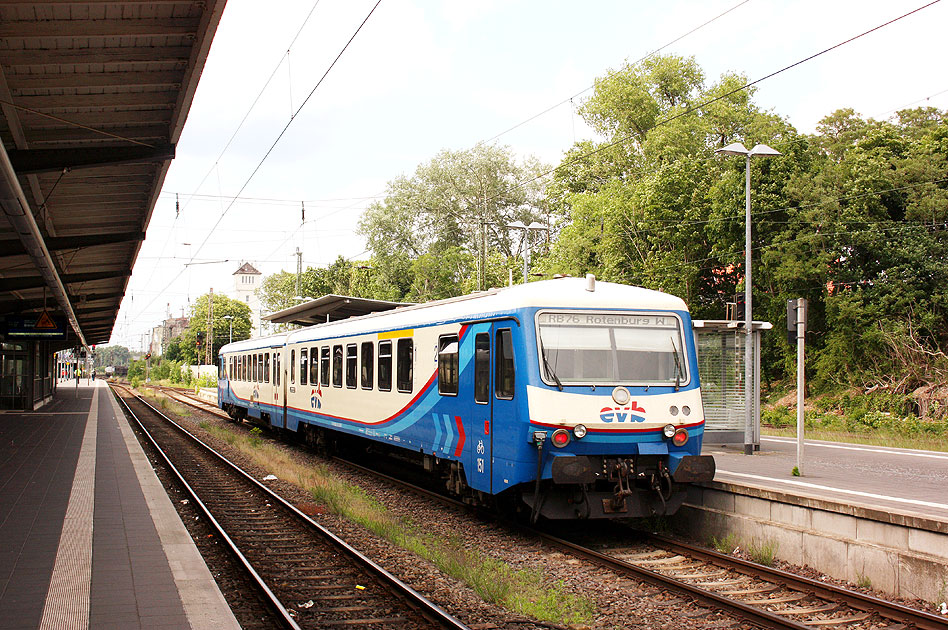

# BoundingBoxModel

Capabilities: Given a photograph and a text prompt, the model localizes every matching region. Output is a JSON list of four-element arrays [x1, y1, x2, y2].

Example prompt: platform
[[0, 380, 239, 630], [705, 435, 948, 523]]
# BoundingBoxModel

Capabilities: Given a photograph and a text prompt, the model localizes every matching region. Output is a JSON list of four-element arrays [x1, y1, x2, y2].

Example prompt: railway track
[[335, 459, 948, 630], [110, 384, 469, 630], [134, 382, 948, 630]]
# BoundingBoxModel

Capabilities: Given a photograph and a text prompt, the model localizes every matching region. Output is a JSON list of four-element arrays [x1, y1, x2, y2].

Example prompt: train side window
[[360, 341, 373, 389], [474, 333, 490, 404], [320, 347, 330, 387], [239, 355, 243, 381], [251, 354, 257, 382], [257, 353, 263, 382], [495, 328, 514, 399], [396, 338, 413, 393], [310, 346, 319, 385], [378, 341, 392, 391], [332, 345, 343, 387], [300, 348, 308, 386], [242, 355, 246, 381], [264, 352, 270, 383], [346, 344, 357, 388], [438, 335, 459, 396], [275, 353, 280, 387]]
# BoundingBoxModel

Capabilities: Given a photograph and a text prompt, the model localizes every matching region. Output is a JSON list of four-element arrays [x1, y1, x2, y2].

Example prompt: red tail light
[[672, 428, 689, 447], [551, 429, 571, 448]]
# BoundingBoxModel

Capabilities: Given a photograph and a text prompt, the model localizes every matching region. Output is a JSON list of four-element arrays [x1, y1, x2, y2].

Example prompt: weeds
[[709, 533, 739, 555], [856, 574, 872, 589], [747, 538, 779, 567], [200, 422, 595, 626]]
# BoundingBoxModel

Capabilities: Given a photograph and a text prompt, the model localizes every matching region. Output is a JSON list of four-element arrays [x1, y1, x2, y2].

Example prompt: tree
[[177, 293, 252, 365], [94, 345, 130, 369], [358, 144, 550, 294]]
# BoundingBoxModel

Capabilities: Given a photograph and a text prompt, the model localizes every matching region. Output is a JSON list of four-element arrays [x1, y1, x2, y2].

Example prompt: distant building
[[151, 316, 189, 356], [233, 262, 262, 336]]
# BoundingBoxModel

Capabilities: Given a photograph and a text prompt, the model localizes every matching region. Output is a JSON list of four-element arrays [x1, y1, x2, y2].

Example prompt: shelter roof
[[264, 294, 413, 326], [0, 0, 226, 347]]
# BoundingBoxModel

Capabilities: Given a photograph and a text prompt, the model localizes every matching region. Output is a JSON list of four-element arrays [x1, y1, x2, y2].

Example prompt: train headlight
[[612, 386, 631, 405], [682, 405, 691, 416], [573, 424, 587, 439], [673, 428, 689, 447], [662, 424, 676, 439], [669, 405, 679, 416], [551, 429, 571, 448]]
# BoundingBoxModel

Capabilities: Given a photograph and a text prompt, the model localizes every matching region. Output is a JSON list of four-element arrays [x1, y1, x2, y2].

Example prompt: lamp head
[[715, 142, 749, 157]]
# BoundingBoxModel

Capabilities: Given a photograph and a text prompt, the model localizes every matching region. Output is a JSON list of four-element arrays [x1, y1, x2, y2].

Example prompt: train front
[[521, 282, 715, 520]]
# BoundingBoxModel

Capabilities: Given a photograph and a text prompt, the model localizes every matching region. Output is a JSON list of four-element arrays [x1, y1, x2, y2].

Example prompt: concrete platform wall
[[670, 481, 948, 604]]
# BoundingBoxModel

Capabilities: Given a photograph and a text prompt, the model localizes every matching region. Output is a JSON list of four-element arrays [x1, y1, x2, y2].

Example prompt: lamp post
[[715, 142, 781, 455], [507, 221, 549, 283], [223, 315, 233, 344]]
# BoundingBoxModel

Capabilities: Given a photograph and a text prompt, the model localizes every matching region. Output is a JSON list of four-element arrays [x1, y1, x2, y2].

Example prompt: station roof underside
[[264, 295, 413, 327], [0, 0, 226, 348]]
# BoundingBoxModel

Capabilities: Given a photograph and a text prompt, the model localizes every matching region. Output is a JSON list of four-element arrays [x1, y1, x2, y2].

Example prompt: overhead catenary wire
[[126, 1, 383, 334]]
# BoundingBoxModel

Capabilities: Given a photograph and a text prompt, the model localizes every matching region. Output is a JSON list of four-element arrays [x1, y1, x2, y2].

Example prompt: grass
[[140, 390, 192, 418], [198, 422, 595, 626], [747, 538, 779, 567], [709, 533, 739, 555], [762, 426, 948, 452], [856, 574, 872, 589]]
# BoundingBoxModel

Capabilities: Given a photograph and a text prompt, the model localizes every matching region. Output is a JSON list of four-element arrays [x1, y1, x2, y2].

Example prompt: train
[[217, 275, 715, 520]]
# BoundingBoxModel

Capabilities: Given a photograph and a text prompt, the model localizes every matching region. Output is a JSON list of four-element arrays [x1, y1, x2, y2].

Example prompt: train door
[[281, 348, 288, 430], [468, 327, 493, 493], [260, 350, 274, 422], [490, 322, 518, 493], [272, 347, 285, 429]]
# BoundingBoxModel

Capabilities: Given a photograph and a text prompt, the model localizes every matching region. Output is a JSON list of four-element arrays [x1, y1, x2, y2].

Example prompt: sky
[[111, 0, 948, 351]]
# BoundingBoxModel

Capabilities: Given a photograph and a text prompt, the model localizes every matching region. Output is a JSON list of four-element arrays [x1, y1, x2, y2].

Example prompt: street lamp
[[715, 141, 781, 456], [507, 221, 549, 283], [223, 315, 233, 344]]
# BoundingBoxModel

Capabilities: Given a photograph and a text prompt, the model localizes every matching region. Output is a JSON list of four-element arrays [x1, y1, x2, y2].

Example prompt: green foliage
[[542, 53, 948, 394], [248, 426, 264, 448], [176, 293, 252, 365], [747, 538, 779, 567], [93, 345, 130, 369], [791, 466, 800, 477], [709, 533, 739, 554]]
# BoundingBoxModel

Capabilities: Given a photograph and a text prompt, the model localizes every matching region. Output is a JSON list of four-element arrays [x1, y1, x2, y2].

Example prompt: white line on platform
[[716, 469, 948, 511], [39, 386, 97, 630], [761, 436, 948, 460]]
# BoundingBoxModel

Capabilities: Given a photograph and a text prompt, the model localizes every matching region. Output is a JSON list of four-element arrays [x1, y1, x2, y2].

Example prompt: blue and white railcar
[[218, 277, 714, 520]]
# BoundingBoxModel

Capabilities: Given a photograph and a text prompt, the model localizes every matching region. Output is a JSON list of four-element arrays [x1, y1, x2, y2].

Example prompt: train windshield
[[536, 311, 687, 386]]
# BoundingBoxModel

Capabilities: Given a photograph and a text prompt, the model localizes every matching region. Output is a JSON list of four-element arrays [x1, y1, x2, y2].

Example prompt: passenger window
[[332, 345, 343, 387], [346, 344, 357, 388], [275, 353, 280, 387], [320, 347, 330, 387], [378, 341, 392, 391], [264, 352, 270, 383], [396, 338, 413, 393], [290, 350, 295, 384], [300, 349, 308, 386], [310, 346, 319, 385], [474, 333, 490, 403], [438, 335, 459, 396], [495, 328, 514, 399], [252, 354, 257, 382], [360, 341, 373, 389]]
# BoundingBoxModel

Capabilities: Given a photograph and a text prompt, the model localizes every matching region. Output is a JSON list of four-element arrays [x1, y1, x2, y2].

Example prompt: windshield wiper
[[670, 336, 682, 391], [539, 335, 563, 391]]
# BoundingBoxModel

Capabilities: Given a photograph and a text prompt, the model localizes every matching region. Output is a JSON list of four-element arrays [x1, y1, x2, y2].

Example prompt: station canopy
[[0, 1, 226, 349], [263, 295, 413, 327]]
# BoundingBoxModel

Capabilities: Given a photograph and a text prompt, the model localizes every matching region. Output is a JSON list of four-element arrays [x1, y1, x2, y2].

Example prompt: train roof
[[220, 278, 688, 355], [277, 277, 688, 346]]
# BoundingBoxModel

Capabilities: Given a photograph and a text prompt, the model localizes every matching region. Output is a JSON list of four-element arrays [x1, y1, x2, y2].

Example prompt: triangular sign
[[35, 310, 57, 329]]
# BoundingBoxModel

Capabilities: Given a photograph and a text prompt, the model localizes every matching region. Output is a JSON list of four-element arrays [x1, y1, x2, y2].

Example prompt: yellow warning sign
[[35, 310, 57, 329]]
